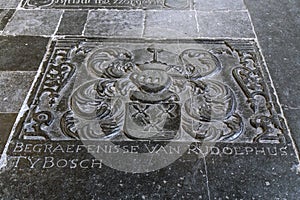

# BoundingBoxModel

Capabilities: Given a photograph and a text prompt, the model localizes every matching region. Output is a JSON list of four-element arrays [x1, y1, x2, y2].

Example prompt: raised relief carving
[[18, 39, 286, 144], [67, 46, 243, 142], [231, 42, 285, 143], [164, 0, 189, 9], [23, 0, 190, 9], [24, 107, 54, 140], [26, 0, 55, 8]]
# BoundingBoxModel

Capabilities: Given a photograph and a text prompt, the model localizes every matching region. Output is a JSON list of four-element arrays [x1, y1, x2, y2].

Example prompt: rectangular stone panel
[[196, 11, 255, 38], [0, 71, 36, 112], [84, 10, 144, 37], [21, 0, 192, 9], [0, 36, 50, 71], [56, 10, 89, 35], [0, 37, 299, 198], [144, 10, 198, 38], [3, 10, 63, 36]]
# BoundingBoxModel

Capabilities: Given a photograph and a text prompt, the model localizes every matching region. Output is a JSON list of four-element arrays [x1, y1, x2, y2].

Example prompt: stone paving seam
[[16, 0, 23, 9], [52, 10, 65, 36], [81, 9, 91, 36], [0, 9, 18, 34], [203, 156, 211, 200], [0, 9, 16, 31], [141, 9, 146, 38], [193, 10, 200, 33]]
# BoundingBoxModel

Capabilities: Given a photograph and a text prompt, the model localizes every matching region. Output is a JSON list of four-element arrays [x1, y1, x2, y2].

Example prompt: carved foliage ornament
[[20, 40, 286, 144]]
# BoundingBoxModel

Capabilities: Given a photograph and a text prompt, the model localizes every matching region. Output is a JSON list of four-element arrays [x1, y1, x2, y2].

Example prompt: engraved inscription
[[23, 0, 190, 9]]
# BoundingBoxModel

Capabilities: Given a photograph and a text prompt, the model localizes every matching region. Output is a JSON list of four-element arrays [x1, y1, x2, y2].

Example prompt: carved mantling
[[19, 39, 286, 144], [230, 41, 285, 143], [23, 43, 89, 140]]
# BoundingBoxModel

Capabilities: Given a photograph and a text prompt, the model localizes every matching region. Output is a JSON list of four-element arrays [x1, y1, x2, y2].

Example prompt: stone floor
[[0, 0, 299, 199]]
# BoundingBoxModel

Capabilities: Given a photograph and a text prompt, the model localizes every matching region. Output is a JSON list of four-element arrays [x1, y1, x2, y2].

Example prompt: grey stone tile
[[196, 11, 255, 38], [0, 0, 20, 8], [0, 9, 15, 31], [144, 10, 198, 38], [195, 0, 246, 11], [0, 36, 49, 71], [0, 113, 17, 155], [84, 10, 144, 37], [3, 10, 63, 36], [56, 10, 88, 35], [0, 71, 35, 113], [206, 143, 300, 199]]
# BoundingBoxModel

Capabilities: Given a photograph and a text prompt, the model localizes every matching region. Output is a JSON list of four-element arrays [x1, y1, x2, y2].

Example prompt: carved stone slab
[[0, 38, 298, 199], [21, 0, 192, 9], [11, 38, 286, 144]]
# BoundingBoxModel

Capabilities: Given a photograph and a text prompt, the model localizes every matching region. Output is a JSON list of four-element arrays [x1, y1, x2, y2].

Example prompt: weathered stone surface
[[0, 71, 35, 112], [0, 113, 17, 155], [0, 37, 298, 199], [3, 10, 63, 36], [57, 10, 88, 35], [206, 143, 300, 199], [84, 10, 144, 37], [0, 0, 20, 8], [0, 36, 49, 71], [195, 0, 246, 11], [0, 153, 209, 199], [144, 10, 198, 38], [196, 11, 255, 38], [0, 9, 15, 31]]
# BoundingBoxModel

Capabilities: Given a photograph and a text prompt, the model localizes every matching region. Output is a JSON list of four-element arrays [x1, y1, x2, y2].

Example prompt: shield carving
[[124, 102, 181, 140]]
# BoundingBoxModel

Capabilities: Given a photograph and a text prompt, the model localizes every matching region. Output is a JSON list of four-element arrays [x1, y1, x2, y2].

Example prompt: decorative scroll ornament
[[231, 43, 285, 143], [41, 63, 75, 107], [26, 0, 55, 8], [23, 106, 54, 140], [69, 47, 243, 141], [20, 40, 286, 144]]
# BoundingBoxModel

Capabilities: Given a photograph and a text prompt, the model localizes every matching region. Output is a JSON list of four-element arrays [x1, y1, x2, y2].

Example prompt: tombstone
[[0, 36, 298, 198], [0, 0, 299, 199]]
